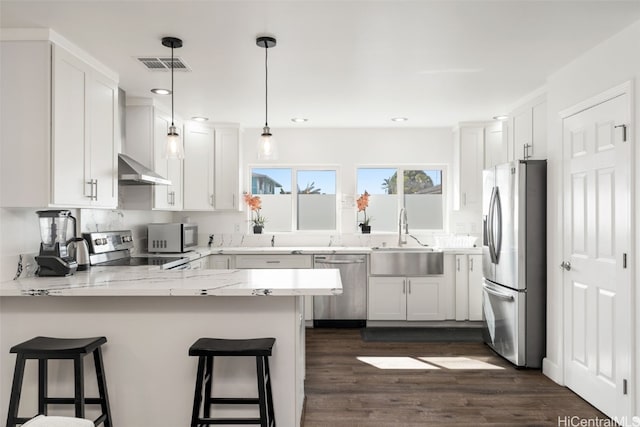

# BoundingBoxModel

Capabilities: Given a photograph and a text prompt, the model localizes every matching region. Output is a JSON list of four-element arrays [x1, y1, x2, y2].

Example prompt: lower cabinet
[[454, 254, 483, 321], [368, 276, 447, 321], [206, 255, 234, 269]]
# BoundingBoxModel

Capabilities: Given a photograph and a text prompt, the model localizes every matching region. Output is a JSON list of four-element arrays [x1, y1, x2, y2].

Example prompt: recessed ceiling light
[[192, 117, 209, 122], [391, 117, 408, 122], [493, 115, 508, 120], [291, 118, 308, 123], [151, 88, 171, 95]]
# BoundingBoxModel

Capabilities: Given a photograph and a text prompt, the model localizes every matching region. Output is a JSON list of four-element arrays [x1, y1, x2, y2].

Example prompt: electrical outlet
[[234, 223, 240, 232]]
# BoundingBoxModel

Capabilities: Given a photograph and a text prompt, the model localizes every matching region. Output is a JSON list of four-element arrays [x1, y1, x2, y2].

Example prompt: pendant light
[[162, 36, 184, 159], [256, 36, 277, 160]]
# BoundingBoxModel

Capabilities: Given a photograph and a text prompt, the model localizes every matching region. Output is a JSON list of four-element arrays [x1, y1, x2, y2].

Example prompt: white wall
[[185, 127, 460, 246], [542, 18, 640, 413]]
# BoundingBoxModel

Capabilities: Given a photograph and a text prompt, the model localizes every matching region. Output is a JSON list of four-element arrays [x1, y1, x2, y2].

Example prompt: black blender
[[35, 210, 79, 276]]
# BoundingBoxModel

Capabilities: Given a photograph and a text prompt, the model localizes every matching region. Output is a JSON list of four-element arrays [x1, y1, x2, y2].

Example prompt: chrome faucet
[[398, 208, 409, 246]]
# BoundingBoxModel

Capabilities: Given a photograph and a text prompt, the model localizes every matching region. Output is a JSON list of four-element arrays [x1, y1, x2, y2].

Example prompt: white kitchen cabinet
[[120, 99, 183, 211], [1, 39, 119, 208], [206, 255, 234, 269], [368, 276, 447, 321], [453, 125, 484, 211], [509, 95, 546, 161], [183, 122, 241, 211], [454, 253, 483, 321], [484, 121, 508, 169], [234, 254, 312, 269]]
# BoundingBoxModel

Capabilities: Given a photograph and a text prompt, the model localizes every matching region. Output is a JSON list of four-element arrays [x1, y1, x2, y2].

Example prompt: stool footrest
[[197, 417, 263, 425], [45, 397, 103, 405], [208, 397, 259, 405]]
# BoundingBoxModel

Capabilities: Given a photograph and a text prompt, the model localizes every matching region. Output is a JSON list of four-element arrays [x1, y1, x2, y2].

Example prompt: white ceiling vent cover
[[136, 56, 191, 72]]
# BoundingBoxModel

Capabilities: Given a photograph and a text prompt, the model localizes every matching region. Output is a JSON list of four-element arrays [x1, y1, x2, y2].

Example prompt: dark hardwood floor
[[303, 328, 606, 426]]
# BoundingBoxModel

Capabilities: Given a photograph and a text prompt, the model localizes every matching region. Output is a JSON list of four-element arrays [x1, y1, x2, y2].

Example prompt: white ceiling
[[2, 0, 640, 128]]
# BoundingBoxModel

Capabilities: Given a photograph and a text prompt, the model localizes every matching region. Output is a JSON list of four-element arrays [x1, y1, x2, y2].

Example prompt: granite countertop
[[0, 267, 343, 297], [192, 246, 481, 256]]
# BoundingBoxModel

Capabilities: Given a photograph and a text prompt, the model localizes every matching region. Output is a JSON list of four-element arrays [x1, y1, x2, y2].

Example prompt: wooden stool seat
[[6, 336, 112, 427], [22, 415, 93, 427], [189, 337, 276, 427]]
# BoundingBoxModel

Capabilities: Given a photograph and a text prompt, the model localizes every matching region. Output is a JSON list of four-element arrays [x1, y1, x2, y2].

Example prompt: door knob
[[560, 261, 571, 271]]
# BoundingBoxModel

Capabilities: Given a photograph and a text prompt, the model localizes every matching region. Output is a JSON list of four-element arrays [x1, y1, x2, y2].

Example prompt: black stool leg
[[93, 347, 112, 427], [256, 356, 268, 427], [6, 354, 26, 427], [38, 359, 48, 415], [263, 357, 275, 427], [73, 355, 85, 419], [191, 356, 206, 427], [203, 356, 214, 419]]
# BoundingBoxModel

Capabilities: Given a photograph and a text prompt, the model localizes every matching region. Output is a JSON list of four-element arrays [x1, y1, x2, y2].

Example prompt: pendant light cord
[[264, 40, 269, 128], [171, 42, 175, 127]]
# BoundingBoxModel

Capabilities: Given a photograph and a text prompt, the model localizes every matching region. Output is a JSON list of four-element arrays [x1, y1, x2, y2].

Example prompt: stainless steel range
[[83, 230, 189, 270]]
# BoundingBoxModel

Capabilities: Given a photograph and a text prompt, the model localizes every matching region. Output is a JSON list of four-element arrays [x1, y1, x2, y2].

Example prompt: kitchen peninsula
[[0, 267, 342, 427]]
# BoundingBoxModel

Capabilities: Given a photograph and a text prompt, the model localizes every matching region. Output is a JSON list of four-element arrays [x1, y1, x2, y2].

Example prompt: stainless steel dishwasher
[[313, 254, 368, 327]]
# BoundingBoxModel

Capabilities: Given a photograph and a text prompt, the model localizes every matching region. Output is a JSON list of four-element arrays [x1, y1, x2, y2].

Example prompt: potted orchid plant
[[357, 191, 371, 233], [244, 193, 266, 233]]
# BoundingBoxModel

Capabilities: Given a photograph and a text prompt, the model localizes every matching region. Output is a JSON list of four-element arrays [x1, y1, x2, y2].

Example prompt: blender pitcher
[[35, 210, 79, 276]]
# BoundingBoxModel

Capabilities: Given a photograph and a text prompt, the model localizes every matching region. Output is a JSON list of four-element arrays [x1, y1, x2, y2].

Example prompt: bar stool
[[6, 336, 113, 427], [22, 415, 93, 427], [189, 337, 276, 427]]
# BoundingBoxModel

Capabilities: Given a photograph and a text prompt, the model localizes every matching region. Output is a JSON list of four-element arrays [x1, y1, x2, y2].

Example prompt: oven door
[[182, 224, 198, 249], [482, 279, 526, 366]]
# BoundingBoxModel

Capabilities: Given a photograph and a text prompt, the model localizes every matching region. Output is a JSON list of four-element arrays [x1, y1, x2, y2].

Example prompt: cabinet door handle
[[210, 194, 214, 207], [523, 143, 532, 159], [93, 179, 98, 201], [470, 257, 474, 272], [265, 260, 281, 264], [232, 193, 235, 208], [456, 258, 461, 272], [402, 279, 406, 294], [408, 279, 411, 294]]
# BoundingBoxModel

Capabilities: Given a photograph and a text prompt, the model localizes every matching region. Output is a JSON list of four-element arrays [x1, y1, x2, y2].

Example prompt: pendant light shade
[[256, 36, 277, 160], [162, 36, 184, 159]]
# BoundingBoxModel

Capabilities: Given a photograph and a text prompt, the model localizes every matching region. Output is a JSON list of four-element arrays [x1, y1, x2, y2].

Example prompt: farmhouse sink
[[370, 249, 444, 276]]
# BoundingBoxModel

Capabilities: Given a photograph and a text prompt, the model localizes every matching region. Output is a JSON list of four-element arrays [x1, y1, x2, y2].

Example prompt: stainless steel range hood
[[118, 153, 171, 185], [117, 88, 171, 186]]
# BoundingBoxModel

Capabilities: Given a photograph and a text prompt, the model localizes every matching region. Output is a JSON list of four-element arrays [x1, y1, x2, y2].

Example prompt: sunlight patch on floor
[[419, 356, 505, 370], [356, 356, 440, 370]]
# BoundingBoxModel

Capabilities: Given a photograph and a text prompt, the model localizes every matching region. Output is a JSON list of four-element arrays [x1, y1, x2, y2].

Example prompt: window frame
[[248, 164, 342, 233], [355, 164, 449, 233]]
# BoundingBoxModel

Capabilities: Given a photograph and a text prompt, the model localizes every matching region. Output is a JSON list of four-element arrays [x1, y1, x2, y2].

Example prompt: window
[[250, 168, 337, 232], [357, 167, 444, 232]]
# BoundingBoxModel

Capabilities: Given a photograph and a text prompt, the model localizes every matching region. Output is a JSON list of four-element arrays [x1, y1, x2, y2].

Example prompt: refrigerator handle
[[494, 187, 503, 262], [488, 186, 497, 263]]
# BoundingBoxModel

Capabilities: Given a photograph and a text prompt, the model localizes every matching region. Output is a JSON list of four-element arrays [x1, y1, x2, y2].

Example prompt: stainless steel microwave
[[147, 223, 198, 253]]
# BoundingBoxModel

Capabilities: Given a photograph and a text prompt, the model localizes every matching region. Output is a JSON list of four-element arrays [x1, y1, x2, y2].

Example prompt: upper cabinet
[[1, 36, 119, 208], [509, 94, 547, 161], [453, 124, 484, 211], [484, 121, 508, 169], [120, 99, 183, 211], [183, 122, 241, 211]]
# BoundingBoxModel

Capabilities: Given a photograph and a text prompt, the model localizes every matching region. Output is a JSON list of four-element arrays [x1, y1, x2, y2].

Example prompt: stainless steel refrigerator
[[482, 160, 546, 368]]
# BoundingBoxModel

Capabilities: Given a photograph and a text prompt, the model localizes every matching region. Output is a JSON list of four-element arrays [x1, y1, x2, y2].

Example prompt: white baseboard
[[542, 357, 564, 385]]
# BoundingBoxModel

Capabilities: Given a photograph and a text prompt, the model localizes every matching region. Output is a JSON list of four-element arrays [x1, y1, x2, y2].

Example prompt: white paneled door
[[562, 87, 631, 420]]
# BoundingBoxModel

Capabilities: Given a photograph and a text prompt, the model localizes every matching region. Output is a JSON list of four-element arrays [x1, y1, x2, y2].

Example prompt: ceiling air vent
[[136, 56, 191, 72]]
